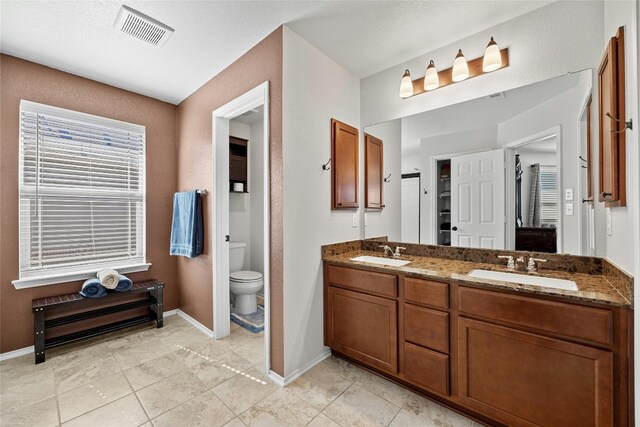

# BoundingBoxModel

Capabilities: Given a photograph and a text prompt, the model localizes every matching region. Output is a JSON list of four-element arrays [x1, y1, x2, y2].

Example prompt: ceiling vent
[[114, 5, 174, 47]]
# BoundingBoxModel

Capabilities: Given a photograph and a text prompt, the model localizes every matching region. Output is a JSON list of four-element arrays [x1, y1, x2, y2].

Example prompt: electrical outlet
[[565, 203, 574, 216], [352, 213, 359, 228], [565, 188, 573, 201]]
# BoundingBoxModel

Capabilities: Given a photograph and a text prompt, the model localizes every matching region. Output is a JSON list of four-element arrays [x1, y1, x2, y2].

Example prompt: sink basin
[[350, 256, 411, 267], [467, 269, 578, 291]]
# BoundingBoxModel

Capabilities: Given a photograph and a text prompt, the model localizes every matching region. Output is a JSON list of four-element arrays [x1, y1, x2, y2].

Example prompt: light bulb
[[423, 60, 439, 91], [399, 69, 413, 98], [452, 49, 469, 82], [483, 37, 502, 72]]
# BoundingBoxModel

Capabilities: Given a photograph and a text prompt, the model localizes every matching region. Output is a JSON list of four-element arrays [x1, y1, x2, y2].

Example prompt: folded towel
[[170, 191, 204, 258], [114, 275, 133, 292], [97, 268, 120, 289], [79, 278, 107, 298]]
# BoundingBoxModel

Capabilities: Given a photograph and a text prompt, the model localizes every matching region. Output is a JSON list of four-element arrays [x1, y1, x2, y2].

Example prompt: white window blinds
[[18, 100, 146, 281], [539, 166, 558, 226]]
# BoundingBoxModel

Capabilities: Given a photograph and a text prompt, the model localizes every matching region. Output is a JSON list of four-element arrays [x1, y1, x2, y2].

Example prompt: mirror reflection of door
[[401, 174, 420, 243]]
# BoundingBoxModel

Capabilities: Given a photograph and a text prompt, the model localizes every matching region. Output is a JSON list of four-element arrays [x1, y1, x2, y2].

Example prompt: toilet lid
[[230, 270, 263, 282]]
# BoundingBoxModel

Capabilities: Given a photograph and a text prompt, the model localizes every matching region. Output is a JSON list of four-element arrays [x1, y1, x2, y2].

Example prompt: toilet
[[229, 242, 263, 315]]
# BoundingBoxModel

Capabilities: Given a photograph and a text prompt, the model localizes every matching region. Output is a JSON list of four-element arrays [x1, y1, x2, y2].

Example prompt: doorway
[[212, 82, 270, 374], [504, 127, 562, 253]]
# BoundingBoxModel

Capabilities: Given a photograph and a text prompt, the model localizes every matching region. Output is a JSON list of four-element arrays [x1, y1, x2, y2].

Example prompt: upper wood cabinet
[[598, 26, 626, 207], [331, 119, 359, 209], [365, 134, 384, 209], [229, 136, 248, 193]]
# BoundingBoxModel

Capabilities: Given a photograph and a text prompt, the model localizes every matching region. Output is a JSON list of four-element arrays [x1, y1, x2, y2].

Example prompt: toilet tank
[[229, 242, 246, 272]]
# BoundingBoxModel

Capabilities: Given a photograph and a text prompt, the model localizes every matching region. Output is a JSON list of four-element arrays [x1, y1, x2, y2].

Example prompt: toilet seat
[[230, 270, 263, 283]]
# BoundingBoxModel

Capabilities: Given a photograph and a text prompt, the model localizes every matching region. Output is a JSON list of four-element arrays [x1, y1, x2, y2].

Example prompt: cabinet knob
[[601, 191, 612, 198], [337, 203, 343, 206], [452, 226, 458, 231]]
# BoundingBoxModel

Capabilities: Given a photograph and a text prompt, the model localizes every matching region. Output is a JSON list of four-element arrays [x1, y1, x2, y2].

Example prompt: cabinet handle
[[601, 191, 612, 198], [381, 204, 386, 208], [337, 203, 343, 206], [452, 226, 458, 231]]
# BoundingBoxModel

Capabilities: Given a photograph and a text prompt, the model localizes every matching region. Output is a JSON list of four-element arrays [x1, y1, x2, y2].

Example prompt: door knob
[[451, 226, 458, 231]]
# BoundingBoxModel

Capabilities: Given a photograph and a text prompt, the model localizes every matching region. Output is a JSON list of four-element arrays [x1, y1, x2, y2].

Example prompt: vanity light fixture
[[452, 49, 469, 82], [423, 60, 439, 90], [482, 37, 502, 72], [399, 69, 414, 98], [398, 38, 509, 98]]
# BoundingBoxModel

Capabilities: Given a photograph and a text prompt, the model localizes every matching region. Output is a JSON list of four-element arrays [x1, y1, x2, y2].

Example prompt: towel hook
[[322, 158, 331, 171], [383, 174, 392, 183], [579, 156, 588, 163], [606, 112, 633, 133]]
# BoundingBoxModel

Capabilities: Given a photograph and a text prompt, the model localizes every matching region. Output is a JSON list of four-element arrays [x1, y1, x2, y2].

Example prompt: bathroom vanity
[[322, 240, 633, 427]]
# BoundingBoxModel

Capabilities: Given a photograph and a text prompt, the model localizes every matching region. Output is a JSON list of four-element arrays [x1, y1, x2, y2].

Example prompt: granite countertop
[[323, 249, 632, 307]]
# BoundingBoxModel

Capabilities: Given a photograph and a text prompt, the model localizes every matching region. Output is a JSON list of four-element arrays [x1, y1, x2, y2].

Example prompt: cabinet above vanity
[[322, 239, 633, 427]]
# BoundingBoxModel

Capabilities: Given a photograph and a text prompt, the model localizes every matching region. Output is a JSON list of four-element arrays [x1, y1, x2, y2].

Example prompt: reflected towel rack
[[196, 189, 207, 195]]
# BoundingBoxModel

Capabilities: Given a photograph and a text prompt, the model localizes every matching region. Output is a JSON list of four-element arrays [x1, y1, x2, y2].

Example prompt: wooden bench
[[32, 280, 164, 364]]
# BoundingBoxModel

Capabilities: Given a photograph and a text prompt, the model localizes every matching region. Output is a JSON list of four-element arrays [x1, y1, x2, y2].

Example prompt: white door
[[451, 149, 505, 249], [401, 177, 420, 243]]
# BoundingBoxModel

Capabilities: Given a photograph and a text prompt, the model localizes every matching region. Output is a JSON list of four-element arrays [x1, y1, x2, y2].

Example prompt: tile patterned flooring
[[0, 315, 479, 426]]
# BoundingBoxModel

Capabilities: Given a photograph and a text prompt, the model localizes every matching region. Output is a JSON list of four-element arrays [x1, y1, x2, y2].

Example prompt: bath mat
[[231, 304, 264, 333]]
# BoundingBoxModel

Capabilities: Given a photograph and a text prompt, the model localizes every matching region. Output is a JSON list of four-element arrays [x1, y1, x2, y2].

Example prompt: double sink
[[349, 255, 578, 291]]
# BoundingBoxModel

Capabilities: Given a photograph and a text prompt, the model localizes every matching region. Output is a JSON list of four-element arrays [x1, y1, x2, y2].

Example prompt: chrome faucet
[[527, 257, 548, 272], [394, 246, 407, 257], [380, 245, 406, 258], [380, 245, 395, 257], [497, 255, 515, 269]]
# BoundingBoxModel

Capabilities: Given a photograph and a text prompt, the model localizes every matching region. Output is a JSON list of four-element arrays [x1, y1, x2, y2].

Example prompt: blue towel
[[170, 191, 204, 258], [79, 278, 107, 298], [114, 275, 133, 292]]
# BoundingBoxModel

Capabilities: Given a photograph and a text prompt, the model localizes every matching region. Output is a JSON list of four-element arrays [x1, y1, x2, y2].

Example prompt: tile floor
[[0, 315, 478, 427]]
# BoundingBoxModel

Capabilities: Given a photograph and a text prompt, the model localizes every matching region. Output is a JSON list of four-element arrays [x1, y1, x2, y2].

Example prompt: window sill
[[12, 263, 152, 289]]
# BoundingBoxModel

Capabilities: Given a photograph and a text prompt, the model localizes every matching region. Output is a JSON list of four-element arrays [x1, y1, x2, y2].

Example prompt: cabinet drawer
[[403, 342, 449, 396], [404, 303, 449, 353], [327, 264, 397, 298], [459, 287, 613, 346], [404, 277, 448, 309]]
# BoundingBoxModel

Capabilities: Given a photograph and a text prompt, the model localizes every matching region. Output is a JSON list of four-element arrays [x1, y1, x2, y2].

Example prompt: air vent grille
[[114, 5, 174, 47]]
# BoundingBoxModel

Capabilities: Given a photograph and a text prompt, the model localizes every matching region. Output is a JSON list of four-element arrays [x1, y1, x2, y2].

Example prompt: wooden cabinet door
[[326, 286, 397, 374], [598, 27, 625, 206], [458, 317, 613, 427], [331, 119, 359, 209], [365, 134, 384, 209]]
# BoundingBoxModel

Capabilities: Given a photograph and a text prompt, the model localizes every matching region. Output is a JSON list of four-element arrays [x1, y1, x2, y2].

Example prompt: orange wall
[[176, 28, 284, 374], [0, 54, 179, 352]]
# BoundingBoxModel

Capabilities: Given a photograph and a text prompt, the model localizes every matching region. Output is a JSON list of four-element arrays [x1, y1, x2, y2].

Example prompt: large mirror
[[364, 70, 603, 257]]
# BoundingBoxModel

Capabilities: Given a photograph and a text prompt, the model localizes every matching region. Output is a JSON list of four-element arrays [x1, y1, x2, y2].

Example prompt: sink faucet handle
[[394, 246, 407, 257], [497, 255, 515, 269], [528, 257, 548, 272]]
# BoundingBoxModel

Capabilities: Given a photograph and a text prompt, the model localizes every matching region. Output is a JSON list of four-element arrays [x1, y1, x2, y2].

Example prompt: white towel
[[97, 269, 120, 290]]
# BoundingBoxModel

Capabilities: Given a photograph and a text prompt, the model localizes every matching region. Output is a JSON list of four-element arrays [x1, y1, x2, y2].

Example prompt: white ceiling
[[1, 1, 552, 105]]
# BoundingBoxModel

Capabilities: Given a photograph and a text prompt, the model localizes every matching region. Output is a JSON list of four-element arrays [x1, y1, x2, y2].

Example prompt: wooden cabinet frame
[[598, 27, 626, 207], [365, 133, 384, 209], [331, 119, 359, 209]]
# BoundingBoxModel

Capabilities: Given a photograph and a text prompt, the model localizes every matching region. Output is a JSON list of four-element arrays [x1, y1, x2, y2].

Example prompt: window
[[539, 166, 558, 226], [14, 100, 147, 288]]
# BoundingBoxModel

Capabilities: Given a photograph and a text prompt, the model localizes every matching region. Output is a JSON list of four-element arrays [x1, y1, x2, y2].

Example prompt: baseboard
[[268, 347, 331, 387], [175, 309, 215, 338], [163, 309, 178, 317], [0, 345, 34, 361]]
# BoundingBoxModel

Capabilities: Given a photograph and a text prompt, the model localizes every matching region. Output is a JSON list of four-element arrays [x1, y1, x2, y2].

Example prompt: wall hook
[[383, 174, 392, 183], [321, 158, 331, 170], [606, 112, 633, 133]]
